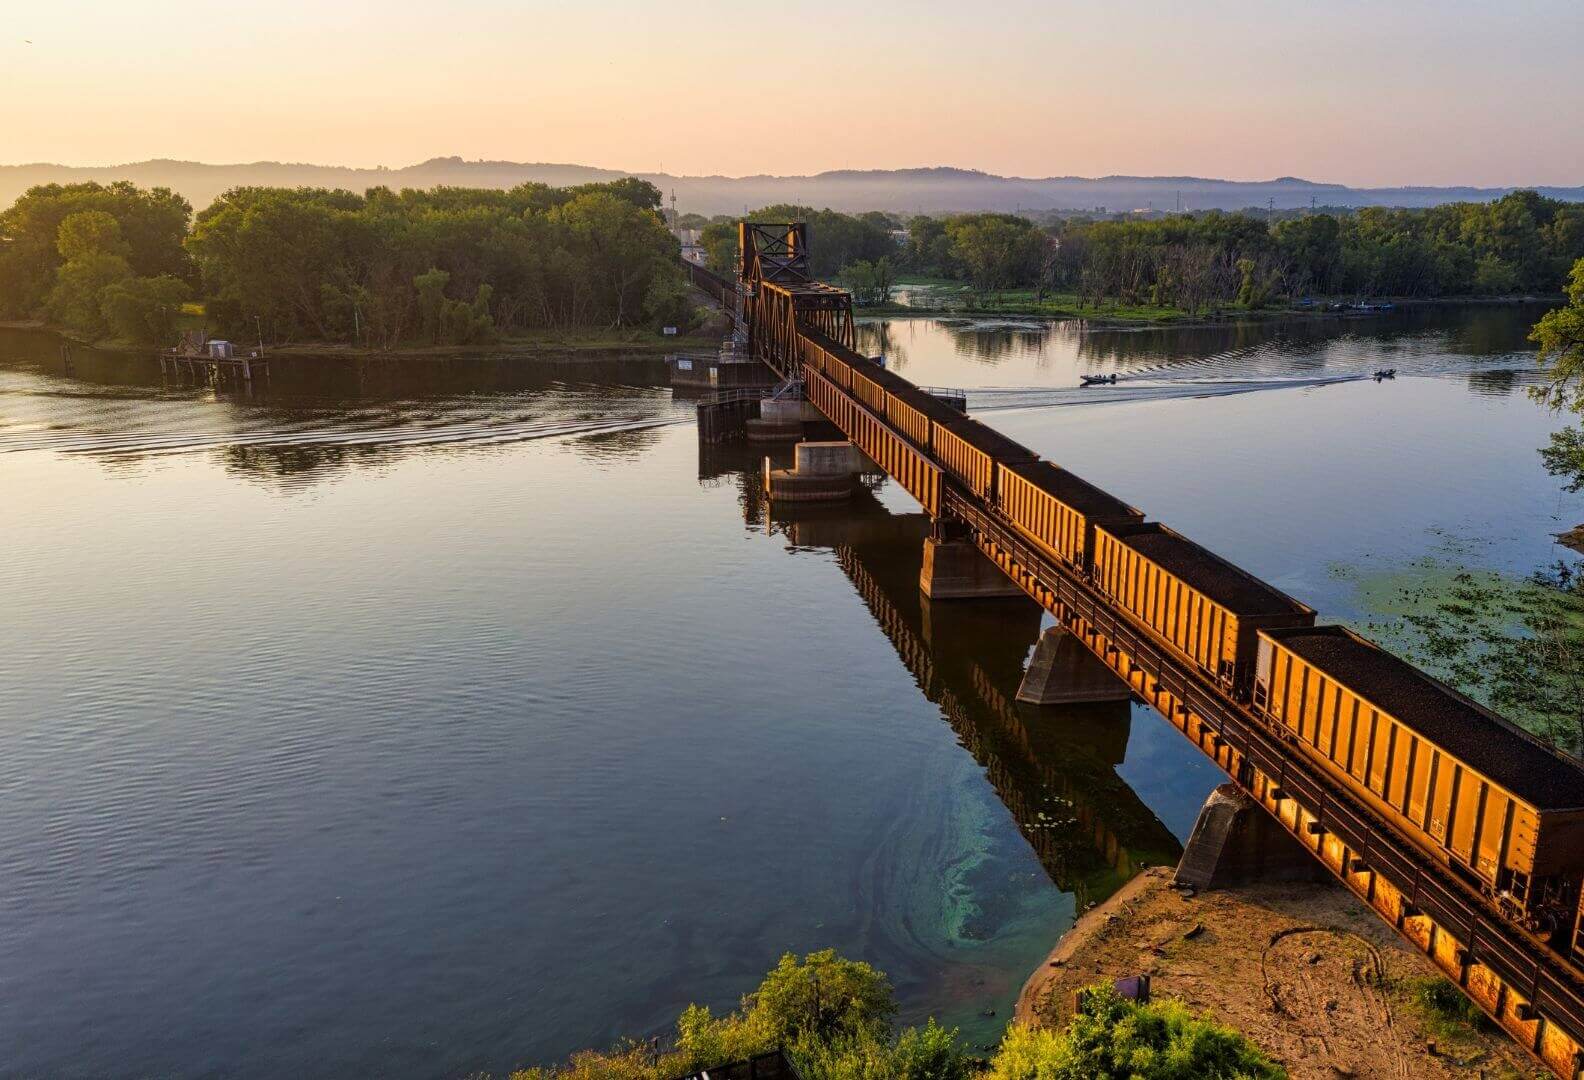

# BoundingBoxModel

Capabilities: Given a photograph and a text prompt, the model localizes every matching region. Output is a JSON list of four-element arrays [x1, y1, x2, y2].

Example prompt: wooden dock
[[161, 352, 267, 385]]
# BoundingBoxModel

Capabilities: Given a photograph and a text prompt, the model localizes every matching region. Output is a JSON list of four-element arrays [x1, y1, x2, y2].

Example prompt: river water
[[1, 306, 1579, 1077]]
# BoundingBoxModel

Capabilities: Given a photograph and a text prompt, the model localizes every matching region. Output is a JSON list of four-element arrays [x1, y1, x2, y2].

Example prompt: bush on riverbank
[[507, 949, 971, 1080], [989, 984, 1285, 1080], [502, 951, 1278, 1080]]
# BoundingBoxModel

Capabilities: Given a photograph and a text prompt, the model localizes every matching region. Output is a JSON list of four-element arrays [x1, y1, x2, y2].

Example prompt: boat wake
[[965, 373, 1369, 412]]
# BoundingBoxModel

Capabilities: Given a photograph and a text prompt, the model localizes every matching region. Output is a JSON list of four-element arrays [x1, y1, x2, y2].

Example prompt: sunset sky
[[4, 0, 1582, 186]]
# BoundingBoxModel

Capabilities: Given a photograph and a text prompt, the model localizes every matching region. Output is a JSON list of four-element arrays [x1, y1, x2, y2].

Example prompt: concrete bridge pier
[[1016, 625, 1134, 705], [919, 537, 1028, 600], [763, 441, 863, 502], [745, 397, 822, 443], [1173, 783, 1327, 891]]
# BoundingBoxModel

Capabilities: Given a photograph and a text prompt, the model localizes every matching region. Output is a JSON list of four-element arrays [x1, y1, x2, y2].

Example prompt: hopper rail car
[[695, 224, 1584, 1077]]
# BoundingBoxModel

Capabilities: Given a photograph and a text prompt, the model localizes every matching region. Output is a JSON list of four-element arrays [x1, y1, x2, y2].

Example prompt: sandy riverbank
[[1016, 866, 1541, 1078]]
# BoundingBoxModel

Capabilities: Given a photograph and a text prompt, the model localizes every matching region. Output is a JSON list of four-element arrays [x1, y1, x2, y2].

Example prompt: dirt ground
[[1016, 867, 1544, 1079], [1558, 524, 1584, 556]]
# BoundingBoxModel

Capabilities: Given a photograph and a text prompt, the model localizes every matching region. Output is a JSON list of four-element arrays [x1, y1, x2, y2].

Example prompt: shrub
[[989, 983, 1285, 1080], [672, 1003, 776, 1072]]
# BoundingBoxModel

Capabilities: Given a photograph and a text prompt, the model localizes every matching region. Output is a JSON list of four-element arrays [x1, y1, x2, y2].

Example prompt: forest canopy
[[0, 177, 692, 347], [698, 191, 1584, 314], [5, 180, 1584, 347]]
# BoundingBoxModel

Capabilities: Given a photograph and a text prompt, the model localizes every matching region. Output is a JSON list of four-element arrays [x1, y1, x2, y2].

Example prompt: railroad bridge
[[683, 223, 1584, 1078]]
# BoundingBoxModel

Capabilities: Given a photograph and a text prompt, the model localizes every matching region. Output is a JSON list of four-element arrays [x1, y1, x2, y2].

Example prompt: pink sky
[[3, 0, 1581, 186]]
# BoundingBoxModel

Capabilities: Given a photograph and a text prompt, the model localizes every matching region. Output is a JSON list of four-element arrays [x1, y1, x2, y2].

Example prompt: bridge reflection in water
[[702, 439, 1182, 911]]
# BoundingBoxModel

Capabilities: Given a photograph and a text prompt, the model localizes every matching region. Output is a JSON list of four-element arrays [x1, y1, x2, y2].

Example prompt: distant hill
[[3, 157, 1582, 216]]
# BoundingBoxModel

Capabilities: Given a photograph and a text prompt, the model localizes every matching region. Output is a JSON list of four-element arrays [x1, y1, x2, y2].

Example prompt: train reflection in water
[[703, 439, 1181, 910]]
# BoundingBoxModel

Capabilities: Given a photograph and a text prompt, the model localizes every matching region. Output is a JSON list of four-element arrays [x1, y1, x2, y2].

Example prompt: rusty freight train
[[793, 326, 1584, 963]]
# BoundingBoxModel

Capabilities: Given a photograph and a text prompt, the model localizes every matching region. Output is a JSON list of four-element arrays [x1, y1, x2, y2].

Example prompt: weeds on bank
[[1395, 975, 1491, 1047], [479, 950, 1284, 1079]]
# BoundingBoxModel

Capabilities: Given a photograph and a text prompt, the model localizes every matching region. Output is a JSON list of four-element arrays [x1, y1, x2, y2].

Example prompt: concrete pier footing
[[763, 441, 863, 502], [745, 398, 822, 442], [918, 538, 1027, 600], [1016, 626, 1133, 705], [1173, 783, 1326, 891], [793, 441, 865, 474]]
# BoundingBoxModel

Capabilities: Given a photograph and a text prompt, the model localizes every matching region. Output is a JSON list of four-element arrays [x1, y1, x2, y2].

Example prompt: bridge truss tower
[[737, 222, 855, 377]]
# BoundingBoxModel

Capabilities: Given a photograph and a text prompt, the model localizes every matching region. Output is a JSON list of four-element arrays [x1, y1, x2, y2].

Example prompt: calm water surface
[[1, 307, 1579, 1078]]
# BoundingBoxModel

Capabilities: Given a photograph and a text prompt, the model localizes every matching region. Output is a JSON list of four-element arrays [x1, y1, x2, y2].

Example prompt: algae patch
[[1331, 539, 1584, 755]]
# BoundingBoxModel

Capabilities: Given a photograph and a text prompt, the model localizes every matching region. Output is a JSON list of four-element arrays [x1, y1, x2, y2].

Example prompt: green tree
[[667, 950, 961, 1080], [56, 210, 130, 262], [1533, 257, 1584, 499], [412, 268, 495, 345], [945, 214, 1043, 297], [749, 949, 896, 1044], [1273, 213, 1341, 294], [642, 269, 701, 331], [0, 181, 190, 319], [843, 258, 895, 306], [903, 216, 958, 278], [1473, 254, 1520, 294], [46, 251, 133, 336], [568, 177, 664, 212], [1235, 257, 1268, 309], [1532, 256, 1584, 410], [99, 275, 190, 345], [41, 208, 140, 336], [700, 221, 738, 276], [1540, 423, 1584, 494], [551, 191, 677, 327], [415, 267, 451, 341]]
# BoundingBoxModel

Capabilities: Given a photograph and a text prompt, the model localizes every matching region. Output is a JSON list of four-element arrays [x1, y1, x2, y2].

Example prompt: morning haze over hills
[[5, 157, 1582, 215]]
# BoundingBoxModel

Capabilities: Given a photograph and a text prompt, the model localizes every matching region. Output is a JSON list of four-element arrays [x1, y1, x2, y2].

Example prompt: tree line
[[696, 192, 1584, 314], [9, 181, 1584, 347], [0, 177, 693, 348]]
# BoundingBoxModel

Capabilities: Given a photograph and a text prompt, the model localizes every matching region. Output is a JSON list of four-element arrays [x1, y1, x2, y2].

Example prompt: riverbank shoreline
[[861, 291, 1562, 330], [0, 319, 720, 362], [1014, 866, 1538, 1078]]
